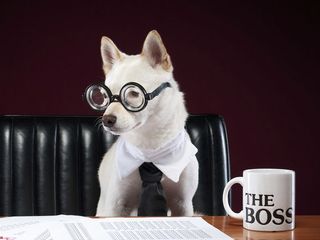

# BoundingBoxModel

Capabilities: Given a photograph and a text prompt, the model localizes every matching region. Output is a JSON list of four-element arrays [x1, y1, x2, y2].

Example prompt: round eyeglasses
[[84, 82, 171, 112]]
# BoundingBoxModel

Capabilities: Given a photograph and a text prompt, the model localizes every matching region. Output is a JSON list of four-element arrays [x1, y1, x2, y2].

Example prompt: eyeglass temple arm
[[146, 82, 171, 100]]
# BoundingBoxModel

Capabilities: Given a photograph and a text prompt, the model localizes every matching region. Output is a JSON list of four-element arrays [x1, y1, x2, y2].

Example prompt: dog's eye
[[128, 91, 140, 98]]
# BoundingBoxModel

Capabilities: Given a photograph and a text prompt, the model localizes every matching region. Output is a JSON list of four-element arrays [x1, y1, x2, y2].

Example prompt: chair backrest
[[0, 114, 230, 216]]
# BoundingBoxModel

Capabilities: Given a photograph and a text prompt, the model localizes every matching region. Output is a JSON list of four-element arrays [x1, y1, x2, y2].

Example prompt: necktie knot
[[139, 162, 163, 183]]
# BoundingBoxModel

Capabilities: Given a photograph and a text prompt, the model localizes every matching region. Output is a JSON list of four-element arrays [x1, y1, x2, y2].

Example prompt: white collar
[[115, 129, 198, 183]]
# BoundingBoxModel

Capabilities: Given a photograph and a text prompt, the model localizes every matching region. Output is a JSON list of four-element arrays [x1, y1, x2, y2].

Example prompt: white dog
[[91, 30, 199, 216]]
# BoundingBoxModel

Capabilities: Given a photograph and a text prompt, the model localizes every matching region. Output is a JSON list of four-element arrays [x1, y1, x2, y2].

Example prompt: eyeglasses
[[84, 82, 171, 112]]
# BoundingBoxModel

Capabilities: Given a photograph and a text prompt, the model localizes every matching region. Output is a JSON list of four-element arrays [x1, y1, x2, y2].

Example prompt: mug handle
[[222, 177, 243, 219]]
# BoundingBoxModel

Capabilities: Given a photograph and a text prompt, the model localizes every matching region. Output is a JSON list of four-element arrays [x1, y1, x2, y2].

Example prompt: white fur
[[96, 30, 199, 216]]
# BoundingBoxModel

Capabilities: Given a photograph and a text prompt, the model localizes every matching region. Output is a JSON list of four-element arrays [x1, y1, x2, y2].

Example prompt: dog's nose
[[102, 115, 117, 127]]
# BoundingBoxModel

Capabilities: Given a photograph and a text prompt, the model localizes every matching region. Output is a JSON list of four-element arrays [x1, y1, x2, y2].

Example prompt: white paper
[[0, 215, 233, 240]]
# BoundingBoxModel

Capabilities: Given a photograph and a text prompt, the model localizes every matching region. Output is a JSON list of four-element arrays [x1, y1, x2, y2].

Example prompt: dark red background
[[1, 1, 319, 214]]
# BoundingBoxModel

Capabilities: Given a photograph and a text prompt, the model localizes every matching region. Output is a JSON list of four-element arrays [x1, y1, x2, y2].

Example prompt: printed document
[[0, 215, 233, 240]]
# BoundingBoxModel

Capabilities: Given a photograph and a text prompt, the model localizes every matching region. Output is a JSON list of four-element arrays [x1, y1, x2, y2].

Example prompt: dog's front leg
[[97, 169, 142, 216], [167, 197, 194, 216], [96, 199, 132, 216], [163, 159, 199, 216], [96, 186, 138, 216]]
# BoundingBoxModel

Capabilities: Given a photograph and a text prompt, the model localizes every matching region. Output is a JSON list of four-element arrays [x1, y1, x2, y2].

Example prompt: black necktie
[[138, 162, 168, 216]]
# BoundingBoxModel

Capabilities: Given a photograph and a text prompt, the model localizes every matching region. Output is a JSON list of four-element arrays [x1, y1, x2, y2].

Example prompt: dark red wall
[[1, 1, 319, 214]]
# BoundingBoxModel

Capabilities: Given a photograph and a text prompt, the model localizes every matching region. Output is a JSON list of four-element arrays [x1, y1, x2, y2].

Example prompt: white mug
[[223, 168, 295, 231]]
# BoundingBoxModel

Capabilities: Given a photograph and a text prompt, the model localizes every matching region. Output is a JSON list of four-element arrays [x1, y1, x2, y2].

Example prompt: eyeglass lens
[[87, 86, 109, 110], [121, 85, 145, 111]]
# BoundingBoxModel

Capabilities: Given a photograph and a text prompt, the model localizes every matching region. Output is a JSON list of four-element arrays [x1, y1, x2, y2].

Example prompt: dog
[[93, 30, 199, 216]]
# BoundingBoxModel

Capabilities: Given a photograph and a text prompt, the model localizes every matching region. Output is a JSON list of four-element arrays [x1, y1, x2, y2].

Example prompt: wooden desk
[[203, 215, 320, 240]]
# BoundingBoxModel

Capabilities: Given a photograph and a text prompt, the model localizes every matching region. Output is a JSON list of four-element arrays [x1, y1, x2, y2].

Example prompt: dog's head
[[98, 30, 175, 135]]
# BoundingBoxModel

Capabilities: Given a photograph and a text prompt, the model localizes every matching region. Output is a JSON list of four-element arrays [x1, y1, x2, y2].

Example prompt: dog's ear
[[142, 30, 173, 71], [101, 36, 122, 75]]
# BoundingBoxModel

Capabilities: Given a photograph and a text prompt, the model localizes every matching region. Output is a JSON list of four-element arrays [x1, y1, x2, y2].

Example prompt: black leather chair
[[0, 114, 230, 216]]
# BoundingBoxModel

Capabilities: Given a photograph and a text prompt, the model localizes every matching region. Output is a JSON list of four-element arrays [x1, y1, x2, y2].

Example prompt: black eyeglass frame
[[84, 81, 171, 112]]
